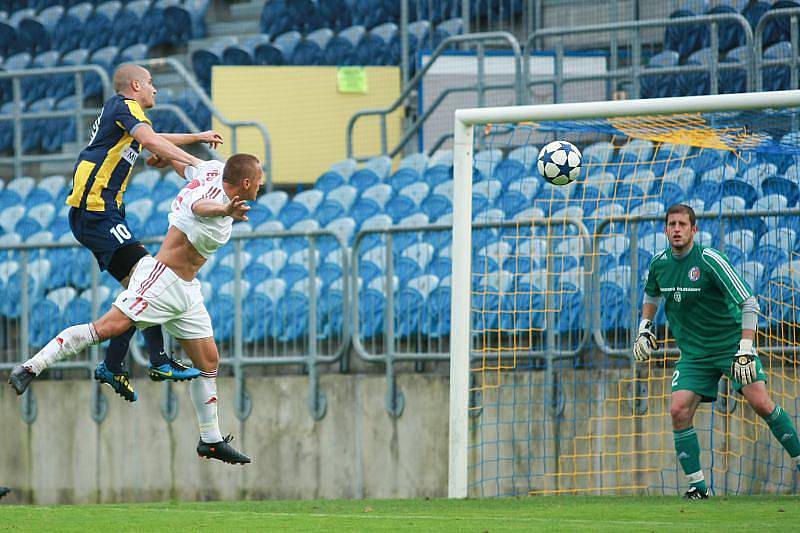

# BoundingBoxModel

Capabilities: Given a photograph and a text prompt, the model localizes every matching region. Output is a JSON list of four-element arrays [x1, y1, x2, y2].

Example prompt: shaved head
[[113, 63, 157, 109], [113, 63, 150, 93]]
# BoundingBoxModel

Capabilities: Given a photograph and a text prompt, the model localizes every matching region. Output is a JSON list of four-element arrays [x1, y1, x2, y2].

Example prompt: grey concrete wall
[[2, 366, 795, 504], [0, 374, 449, 504]]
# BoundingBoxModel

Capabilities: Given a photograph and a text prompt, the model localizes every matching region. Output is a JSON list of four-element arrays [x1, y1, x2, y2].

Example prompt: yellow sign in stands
[[212, 66, 401, 186], [337, 67, 368, 93]]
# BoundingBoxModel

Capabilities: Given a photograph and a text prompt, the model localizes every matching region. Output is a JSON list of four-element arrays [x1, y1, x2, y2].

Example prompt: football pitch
[[0, 496, 795, 532]]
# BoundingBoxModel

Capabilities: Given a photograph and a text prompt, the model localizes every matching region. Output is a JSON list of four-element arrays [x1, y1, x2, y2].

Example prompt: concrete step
[[230, 0, 263, 21], [206, 18, 260, 38]]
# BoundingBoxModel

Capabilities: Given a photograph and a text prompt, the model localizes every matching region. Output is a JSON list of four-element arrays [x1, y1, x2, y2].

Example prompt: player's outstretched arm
[[633, 302, 658, 362], [161, 130, 223, 149], [133, 123, 202, 167], [193, 196, 250, 222]]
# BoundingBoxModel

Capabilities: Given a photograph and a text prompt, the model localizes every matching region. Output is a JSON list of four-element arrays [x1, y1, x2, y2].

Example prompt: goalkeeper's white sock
[[189, 370, 223, 444], [24, 324, 99, 375]]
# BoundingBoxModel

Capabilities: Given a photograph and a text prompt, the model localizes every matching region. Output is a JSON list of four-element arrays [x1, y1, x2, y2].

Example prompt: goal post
[[448, 90, 800, 498]]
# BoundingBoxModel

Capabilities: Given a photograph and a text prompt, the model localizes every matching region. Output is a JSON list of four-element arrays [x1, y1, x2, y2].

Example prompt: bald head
[[113, 63, 157, 109], [113, 63, 150, 93]]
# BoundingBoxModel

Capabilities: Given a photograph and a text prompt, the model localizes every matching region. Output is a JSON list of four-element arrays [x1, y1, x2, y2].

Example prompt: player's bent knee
[[93, 307, 135, 341]]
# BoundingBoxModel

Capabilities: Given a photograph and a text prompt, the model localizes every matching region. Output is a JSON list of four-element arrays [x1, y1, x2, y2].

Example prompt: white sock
[[24, 324, 98, 375], [189, 371, 223, 443]]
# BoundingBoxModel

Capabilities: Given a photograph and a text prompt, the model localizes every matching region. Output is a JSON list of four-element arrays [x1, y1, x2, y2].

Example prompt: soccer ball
[[537, 141, 582, 186]]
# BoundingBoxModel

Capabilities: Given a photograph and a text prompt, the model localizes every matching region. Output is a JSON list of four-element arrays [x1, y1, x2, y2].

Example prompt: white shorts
[[113, 256, 213, 340]]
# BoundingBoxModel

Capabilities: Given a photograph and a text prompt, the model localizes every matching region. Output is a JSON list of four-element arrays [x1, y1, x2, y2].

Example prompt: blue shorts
[[69, 207, 147, 279]]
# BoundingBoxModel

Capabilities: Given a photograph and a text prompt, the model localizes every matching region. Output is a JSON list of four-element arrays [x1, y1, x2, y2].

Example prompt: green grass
[[0, 496, 795, 532]]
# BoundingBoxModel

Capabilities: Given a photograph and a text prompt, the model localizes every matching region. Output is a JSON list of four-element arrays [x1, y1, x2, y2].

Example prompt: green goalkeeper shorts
[[671, 353, 767, 402]]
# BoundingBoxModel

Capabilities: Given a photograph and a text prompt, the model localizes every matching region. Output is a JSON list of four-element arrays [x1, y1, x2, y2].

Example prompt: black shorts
[[68, 207, 149, 281]]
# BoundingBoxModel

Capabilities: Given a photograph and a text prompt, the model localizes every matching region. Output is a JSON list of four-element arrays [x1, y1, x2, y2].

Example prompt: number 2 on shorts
[[109, 223, 132, 244], [671, 370, 680, 388]]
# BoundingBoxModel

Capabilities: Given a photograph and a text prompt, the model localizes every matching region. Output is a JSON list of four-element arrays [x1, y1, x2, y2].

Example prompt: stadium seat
[[223, 34, 271, 66], [395, 273, 439, 337], [507, 145, 538, 171], [641, 50, 681, 99], [423, 165, 452, 189], [326, 185, 358, 211], [762, 41, 793, 92], [706, 4, 747, 53], [761, 175, 798, 206], [292, 28, 334, 65], [599, 265, 632, 330], [762, 1, 800, 48], [399, 152, 429, 175], [664, 5, 710, 62], [386, 168, 420, 192], [347, 168, 380, 192], [325, 24, 366, 65], [191, 36, 237, 89], [356, 22, 397, 65], [720, 45, 749, 94], [315, 171, 345, 193]]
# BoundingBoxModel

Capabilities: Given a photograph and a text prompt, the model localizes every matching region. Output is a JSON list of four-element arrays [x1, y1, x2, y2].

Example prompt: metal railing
[[526, 12, 754, 102], [754, 7, 800, 92], [0, 65, 110, 179], [139, 58, 273, 191], [346, 31, 524, 162], [5, 209, 800, 419]]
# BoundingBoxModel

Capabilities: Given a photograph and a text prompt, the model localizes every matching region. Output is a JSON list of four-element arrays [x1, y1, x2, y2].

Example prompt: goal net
[[448, 91, 800, 498]]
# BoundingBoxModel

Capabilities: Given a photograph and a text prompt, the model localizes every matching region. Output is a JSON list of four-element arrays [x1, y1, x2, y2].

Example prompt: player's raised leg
[[740, 381, 800, 472], [9, 307, 134, 395], [177, 335, 250, 465], [670, 390, 709, 499]]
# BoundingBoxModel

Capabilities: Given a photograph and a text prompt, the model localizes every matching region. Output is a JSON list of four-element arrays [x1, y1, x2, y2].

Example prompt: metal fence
[[5, 209, 797, 420]]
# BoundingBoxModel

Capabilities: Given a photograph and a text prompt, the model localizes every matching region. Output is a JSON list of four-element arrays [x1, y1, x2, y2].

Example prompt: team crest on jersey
[[674, 291, 682, 302], [688, 266, 700, 281]]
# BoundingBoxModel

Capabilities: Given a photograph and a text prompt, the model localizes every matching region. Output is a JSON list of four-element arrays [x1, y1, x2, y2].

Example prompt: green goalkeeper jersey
[[644, 243, 752, 360]]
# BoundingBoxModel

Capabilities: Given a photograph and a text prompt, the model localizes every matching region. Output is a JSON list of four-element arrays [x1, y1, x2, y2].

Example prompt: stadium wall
[[0, 374, 449, 504]]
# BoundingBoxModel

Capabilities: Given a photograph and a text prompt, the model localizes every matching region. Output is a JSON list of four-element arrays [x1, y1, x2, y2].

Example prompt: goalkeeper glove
[[633, 319, 657, 362], [732, 339, 758, 386]]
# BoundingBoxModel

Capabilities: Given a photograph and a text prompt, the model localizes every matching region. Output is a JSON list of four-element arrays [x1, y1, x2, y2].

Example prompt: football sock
[[189, 370, 223, 443], [673, 426, 707, 493], [764, 405, 800, 470], [142, 326, 170, 367], [25, 324, 99, 375], [104, 326, 135, 374]]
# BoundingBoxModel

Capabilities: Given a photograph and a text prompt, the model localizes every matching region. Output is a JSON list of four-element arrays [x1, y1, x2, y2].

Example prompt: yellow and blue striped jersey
[[66, 94, 152, 212]]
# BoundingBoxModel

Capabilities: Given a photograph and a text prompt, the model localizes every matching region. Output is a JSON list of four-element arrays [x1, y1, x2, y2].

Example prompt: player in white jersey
[[8, 154, 263, 465]]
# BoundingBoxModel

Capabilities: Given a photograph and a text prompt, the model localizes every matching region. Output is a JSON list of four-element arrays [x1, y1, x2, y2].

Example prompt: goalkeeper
[[633, 204, 800, 500]]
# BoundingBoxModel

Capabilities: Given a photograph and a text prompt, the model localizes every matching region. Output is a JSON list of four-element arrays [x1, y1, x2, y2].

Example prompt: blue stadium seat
[[326, 184, 358, 211], [272, 30, 302, 64], [719, 45, 749, 94], [109, 0, 150, 49], [0, 17, 18, 58], [599, 265, 632, 330], [761, 175, 798, 206], [762, 1, 800, 48], [750, 243, 788, 273], [292, 28, 334, 65], [19, 5, 62, 54], [681, 47, 715, 97], [360, 182, 393, 209], [325, 24, 366, 65], [388, 19, 429, 70], [164, 0, 209, 45], [641, 50, 681, 98], [314, 170, 345, 193], [339, 169, 376, 194], [82, 1, 121, 51], [706, 4, 747, 53], [492, 159, 527, 188], [742, 1, 772, 31], [257, 190, 289, 218], [191, 36, 236, 89], [356, 22, 397, 65], [763, 41, 793, 92], [50, 3, 92, 54], [433, 17, 463, 48], [739, 259, 766, 294], [664, 5, 710, 62]]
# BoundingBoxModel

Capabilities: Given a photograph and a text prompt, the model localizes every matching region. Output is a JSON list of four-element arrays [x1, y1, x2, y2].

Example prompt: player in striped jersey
[[68, 63, 224, 402], [633, 204, 800, 499], [9, 154, 263, 464]]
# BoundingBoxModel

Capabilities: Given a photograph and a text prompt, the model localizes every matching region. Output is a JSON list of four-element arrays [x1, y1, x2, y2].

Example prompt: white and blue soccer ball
[[537, 141, 582, 186]]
